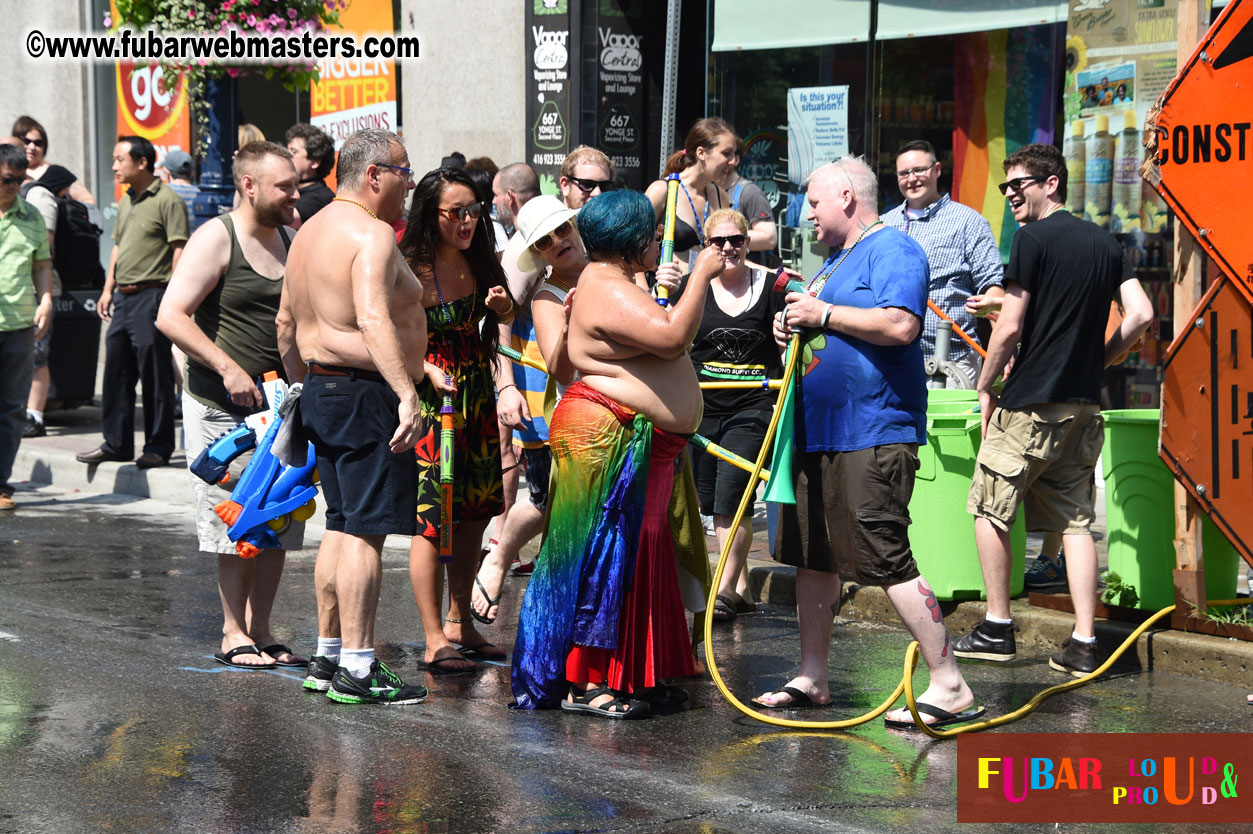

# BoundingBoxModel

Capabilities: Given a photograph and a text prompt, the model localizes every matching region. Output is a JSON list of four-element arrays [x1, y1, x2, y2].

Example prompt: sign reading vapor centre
[[1153, 0, 1253, 301]]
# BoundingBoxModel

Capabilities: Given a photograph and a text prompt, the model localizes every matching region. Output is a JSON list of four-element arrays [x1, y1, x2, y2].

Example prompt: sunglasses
[[709, 234, 746, 248], [0, 176, 22, 186], [23, 137, 46, 149], [568, 176, 615, 193], [896, 164, 935, 180], [438, 202, 485, 222], [998, 175, 1046, 195], [377, 162, 414, 182], [532, 219, 575, 253]]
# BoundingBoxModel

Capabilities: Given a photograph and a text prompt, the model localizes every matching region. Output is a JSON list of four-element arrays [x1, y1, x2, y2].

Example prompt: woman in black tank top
[[683, 209, 785, 622], [645, 118, 736, 267]]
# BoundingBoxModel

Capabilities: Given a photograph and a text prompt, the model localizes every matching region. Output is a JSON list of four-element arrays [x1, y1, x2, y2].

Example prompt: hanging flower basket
[[107, 0, 344, 152]]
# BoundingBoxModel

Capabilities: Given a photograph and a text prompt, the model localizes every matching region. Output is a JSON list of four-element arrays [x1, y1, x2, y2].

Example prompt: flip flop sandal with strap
[[560, 686, 651, 719], [471, 576, 501, 625]]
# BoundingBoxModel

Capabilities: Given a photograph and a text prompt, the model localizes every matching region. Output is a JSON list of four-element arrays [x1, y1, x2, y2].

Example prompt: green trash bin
[[1102, 409, 1239, 610], [925, 389, 981, 415], [911, 410, 1026, 600]]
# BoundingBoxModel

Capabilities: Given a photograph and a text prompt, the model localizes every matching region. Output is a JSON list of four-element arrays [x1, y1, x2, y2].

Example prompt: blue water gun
[[189, 371, 287, 486], [213, 389, 318, 559]]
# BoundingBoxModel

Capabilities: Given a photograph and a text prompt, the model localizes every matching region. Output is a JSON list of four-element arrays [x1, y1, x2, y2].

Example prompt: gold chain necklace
[[804, 220, 883, 297], [332, 197, 378, 219]]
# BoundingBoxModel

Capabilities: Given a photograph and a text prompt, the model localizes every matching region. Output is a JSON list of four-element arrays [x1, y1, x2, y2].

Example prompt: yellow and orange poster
[[310, 0, 397, 150]]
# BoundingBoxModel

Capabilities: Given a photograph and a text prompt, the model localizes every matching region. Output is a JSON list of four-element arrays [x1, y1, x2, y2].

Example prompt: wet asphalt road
[[0, 485, 1249, 834]]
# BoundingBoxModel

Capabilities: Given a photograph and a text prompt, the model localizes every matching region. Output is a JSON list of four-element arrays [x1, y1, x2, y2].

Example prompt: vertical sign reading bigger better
[[310, 0, 397, 153], [527, 0, 574, 195]]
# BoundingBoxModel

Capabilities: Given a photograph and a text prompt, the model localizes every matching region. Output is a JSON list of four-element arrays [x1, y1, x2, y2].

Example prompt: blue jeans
[[0, 327, 34, 496]]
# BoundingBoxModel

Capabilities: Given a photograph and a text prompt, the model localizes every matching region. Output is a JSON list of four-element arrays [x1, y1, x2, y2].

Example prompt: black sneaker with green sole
[[302, 655, 337, 692], [326, 660, 428, 705]]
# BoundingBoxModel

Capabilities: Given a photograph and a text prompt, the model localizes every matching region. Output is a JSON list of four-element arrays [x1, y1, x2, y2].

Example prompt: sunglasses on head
[[709, 234, 746, 248], [997, 175, 1046, 195], [438, 202, 485, 222], [532, 219, 575, 253], [568, 176, 615, 193]]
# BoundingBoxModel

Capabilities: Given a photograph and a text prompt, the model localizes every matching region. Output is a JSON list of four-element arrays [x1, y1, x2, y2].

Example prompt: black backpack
[[20, 181, 106, 291]]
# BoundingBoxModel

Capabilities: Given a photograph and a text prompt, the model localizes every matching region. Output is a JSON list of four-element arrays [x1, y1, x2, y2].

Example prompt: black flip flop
[[883, 702, 987, 730], [258, 643, 307, 668], [456, 641, 507, 661], [422, 654, 477, 676], [751, 685, 832, 710], [213, 644, 277, 670], [712, 594, 737, 623], [471, 576, 500, 625]]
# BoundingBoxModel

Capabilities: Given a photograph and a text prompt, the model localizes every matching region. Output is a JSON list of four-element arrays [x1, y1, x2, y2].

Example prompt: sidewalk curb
[[745, 562, 1253, 690], [14, 443, 192, 504]]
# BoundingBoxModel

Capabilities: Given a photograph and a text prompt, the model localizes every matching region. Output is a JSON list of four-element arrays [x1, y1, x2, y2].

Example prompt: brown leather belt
[[307, 362, 385, 382], [116, 280, 166, 295]]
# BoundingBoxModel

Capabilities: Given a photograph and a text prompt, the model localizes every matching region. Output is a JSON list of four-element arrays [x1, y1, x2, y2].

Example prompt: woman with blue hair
[[510, 190, 724, 718]]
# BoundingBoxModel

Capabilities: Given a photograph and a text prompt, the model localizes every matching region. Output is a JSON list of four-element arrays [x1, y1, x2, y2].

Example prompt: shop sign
[[310, 0, 397, 163], [114, 62, 190, 202], [1153, 0, 1253, 302], [1160, 276, 1253, 564], [525, 9, 573, 194], [592, 7, 646, 188]]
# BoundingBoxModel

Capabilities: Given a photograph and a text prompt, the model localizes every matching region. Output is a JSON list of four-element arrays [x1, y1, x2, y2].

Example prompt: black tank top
[[186, 215, 291, 414], [684, 265, 786, 417]]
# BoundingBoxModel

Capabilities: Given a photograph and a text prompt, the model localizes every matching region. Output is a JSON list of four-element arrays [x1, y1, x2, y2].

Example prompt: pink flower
[[268, 13, 281, 26], [246, 13, 256, 25], [188, 8, 196, 18], [287, 7, 297, 18], [256, 19, 269, 32], [103, 13, 112, 27], [221, 1, 232, 9]]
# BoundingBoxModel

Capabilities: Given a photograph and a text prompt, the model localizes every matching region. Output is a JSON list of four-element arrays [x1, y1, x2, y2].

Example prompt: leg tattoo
[[918, 580, 942, 623]]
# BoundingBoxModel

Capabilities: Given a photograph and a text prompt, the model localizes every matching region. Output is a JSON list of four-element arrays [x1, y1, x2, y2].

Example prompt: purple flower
[[287, 8, 297, 18]]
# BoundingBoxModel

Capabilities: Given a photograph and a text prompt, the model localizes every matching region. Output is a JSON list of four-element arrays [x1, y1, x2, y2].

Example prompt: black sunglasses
[[997, 176, 1046, 195], [23, 137, 46, 149], [532, 219, 575, 253], [0, 176, 23, 186], [709, 234, 746, 248], [568, 176, 615, 193], [438, 202, 485, 222]]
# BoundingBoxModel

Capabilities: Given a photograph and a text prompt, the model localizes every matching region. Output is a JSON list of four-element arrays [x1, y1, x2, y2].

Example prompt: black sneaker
[[302, 655, 337, 692], [22, 415, 45, 438], [1049, 638, 1098, 678], [326, 660, 428, 705], [953, 620, 1017, 661]]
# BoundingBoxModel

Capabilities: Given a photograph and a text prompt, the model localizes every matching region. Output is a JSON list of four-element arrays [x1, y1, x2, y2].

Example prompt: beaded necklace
[[332, 197, 378, 219], [431, 259, 476, 328], [803, 220, 883, 298]]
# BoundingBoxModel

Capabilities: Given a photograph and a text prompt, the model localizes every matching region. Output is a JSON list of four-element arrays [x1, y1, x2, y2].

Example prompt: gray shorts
[[182, 392, 306, 554]]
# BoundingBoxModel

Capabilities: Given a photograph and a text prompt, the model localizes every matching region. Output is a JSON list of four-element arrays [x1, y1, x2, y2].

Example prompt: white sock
[[340, 647, 374, 678], [986, 614, 1013, 625], [316, 637, 342, 661], [27, 409, 43, 424], [1071, 631, 1096, 644]]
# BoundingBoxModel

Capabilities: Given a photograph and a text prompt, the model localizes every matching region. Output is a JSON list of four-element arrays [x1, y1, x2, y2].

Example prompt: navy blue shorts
[[691, 408, 772, 517], [300, 372, 418, 536], [520, 445, 552, 511]]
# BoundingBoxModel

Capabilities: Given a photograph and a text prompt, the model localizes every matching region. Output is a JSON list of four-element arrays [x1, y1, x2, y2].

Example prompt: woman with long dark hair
[[644, 117, 736, 269], [399, 166, 516, 675]]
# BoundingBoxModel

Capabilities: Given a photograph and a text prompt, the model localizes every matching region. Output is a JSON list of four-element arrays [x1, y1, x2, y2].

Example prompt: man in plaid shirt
[[882, 140, 1003, 389]]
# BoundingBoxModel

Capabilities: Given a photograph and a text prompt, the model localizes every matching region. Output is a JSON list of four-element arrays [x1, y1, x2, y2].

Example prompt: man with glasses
[[955, 143, 1153, 677], [277, 129, 428, 704], [882, 140, 1003, 390], [0, 142, 53, 511], [558, 146, 615, 210], [284, 123, 337, 230]]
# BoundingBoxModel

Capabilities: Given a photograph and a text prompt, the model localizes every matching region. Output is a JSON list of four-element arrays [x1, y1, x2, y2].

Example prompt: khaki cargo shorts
[[967, 402, 1103, 535]]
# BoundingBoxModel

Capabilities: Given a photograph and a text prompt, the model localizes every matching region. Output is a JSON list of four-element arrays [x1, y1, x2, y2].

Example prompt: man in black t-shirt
[[954, 143, 1153, 677], [284, 124, 336, 229]]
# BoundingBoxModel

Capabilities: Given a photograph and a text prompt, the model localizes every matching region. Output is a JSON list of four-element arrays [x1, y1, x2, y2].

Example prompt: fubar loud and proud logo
[[957, 733, 1249, 823]]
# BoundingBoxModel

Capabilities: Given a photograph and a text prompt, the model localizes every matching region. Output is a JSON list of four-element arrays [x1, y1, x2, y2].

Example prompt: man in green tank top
[[156, 142, 306, 672]]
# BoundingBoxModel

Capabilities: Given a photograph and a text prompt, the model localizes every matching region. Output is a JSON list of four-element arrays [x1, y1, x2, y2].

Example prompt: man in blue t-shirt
[[752, 158, 983, 731]]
